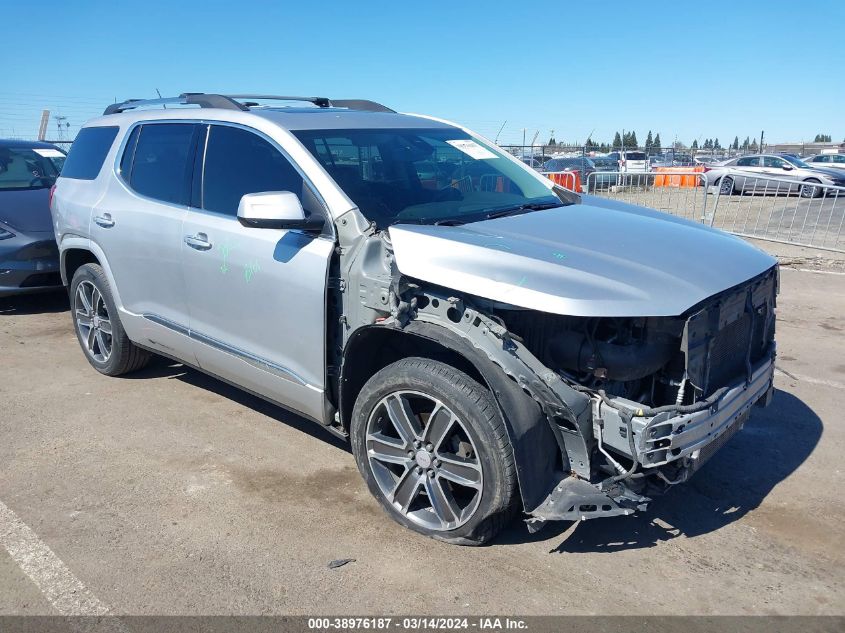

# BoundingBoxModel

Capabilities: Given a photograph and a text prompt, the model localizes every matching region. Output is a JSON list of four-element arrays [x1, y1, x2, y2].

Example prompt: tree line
[[548, 131, 841, 152]]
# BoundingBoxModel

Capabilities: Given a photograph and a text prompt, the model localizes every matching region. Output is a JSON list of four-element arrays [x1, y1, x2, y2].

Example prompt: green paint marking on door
[[220, 243, 231, 274], [244, 260, 261, 283]]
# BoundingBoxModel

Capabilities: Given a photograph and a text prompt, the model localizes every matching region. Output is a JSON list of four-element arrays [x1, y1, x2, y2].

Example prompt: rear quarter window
[[625, 152, 646, 160], [60, 126, 119, 180]]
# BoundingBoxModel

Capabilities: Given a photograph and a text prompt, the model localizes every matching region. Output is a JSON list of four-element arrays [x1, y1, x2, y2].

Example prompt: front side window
[[201, 125, 314, 216], [762, 156, 787, 168], [0, 146, 64, 190], [129, 123, 196, 205], [736, 157, 759, 167], [60, 126, 118, 180], [294, 128, 560, 228], [833, 155, 845, 164]]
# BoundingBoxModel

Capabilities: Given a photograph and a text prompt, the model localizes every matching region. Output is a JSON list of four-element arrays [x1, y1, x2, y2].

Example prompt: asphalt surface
[[0, 260, 843, 616]]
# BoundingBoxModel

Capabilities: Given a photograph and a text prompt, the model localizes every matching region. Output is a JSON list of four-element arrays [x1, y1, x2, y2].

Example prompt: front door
[[180, 123, 334, 422]]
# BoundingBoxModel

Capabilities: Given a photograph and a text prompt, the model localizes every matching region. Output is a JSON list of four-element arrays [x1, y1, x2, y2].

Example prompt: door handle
[[184, 232, 212, 251], [94, 213, 115, 228]]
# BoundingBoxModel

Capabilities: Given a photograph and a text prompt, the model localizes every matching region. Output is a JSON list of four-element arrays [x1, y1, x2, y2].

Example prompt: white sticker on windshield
[[446, 140, 498, 160], [33, 148, 64, 158]]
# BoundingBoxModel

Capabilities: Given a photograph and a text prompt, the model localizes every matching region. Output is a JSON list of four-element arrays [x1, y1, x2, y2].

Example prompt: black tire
[[800, 178, 822, 199], [351, 357, 518, 546], [720, 176, 735, 196], [69, 263, 151, 376]]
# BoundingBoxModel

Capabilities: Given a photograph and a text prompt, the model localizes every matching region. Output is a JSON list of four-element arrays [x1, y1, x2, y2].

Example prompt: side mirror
[[237, 192, 323, 231], [781, 163, 794, 171]]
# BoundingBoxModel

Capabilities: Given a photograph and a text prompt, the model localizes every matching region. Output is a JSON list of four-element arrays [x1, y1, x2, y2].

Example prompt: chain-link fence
[[579, 171, 845, 253]]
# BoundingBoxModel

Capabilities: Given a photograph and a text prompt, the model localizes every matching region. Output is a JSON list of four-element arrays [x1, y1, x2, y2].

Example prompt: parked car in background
[[0, 139, 66, 296], [707, 154, 845, 197], [51, 92, 777, 545], [608, 151, 649, 173], [520, 157, 543, 170], [803, 153, 845, 170], [693, 154, 722, 165], [542, 156, 596, 181]]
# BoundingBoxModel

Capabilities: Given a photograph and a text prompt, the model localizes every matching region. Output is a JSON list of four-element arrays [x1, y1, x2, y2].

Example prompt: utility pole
[[760, 130, 764, 153], [37, 110, 50, 141]]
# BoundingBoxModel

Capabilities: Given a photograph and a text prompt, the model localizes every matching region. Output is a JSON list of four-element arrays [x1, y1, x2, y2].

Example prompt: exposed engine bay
[[335, 218, 778, 530]]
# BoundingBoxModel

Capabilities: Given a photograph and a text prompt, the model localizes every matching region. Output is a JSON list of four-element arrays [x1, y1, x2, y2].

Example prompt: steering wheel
[[433, 185, 463, 202]]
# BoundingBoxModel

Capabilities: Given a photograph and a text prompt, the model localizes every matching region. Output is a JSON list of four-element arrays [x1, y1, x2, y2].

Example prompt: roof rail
[[226, 94, 332, 108], [103, 93, 247, 115], [103, 93, 394, 115], [226, 95, 394, 112], [330, 99, 394, 113]]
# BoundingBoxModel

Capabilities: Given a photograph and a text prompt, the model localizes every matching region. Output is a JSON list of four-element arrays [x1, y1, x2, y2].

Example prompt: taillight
[[49, 184, 56, 210], [702, 166, 711, 173]]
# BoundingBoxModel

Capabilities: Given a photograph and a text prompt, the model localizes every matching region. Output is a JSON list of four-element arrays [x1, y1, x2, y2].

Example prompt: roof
[[0, 139, 63, 150], [250, 108, 454, 131], [82, 106, 457, 133]]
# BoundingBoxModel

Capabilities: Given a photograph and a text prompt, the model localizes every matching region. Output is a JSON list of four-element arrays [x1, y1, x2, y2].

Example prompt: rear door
[[92, 121, 199, 360], [180, 123, 334, 422], [732, 156, 761, 192]]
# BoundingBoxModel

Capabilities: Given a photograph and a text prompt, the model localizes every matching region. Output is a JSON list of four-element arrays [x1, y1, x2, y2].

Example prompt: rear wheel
[[800, 178, 822, 198], [70, 263, 151, 376], [350, 358, 518, 545], [719, 176, 735, 196]]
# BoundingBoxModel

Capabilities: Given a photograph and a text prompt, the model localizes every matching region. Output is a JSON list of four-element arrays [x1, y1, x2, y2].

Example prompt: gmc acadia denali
[[51, 93, 777, 544]]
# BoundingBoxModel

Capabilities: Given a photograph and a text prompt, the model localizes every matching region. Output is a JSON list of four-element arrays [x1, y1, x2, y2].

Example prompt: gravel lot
[[1, 255, 843, 616], [588, 185, 845, 252]]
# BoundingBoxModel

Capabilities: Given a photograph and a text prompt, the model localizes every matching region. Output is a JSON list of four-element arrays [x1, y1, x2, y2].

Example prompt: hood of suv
[[389, 202, 776, 317], [0, 188, 53, 233]]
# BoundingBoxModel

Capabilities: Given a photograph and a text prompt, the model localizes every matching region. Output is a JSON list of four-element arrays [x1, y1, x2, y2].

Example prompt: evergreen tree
[[612, 132, 622, 150], [691, 140, 699, 150], [750, 139, 758, 152], [714, 138, 721, 150], [742, 136, 750, 150], [653, 133, 661, 150], [629, 131, 638, 148], [645, 130, 653, 153], [732, 136, 739, 150]]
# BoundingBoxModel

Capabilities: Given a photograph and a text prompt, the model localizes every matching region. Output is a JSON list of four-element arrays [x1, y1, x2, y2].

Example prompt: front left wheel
[[70, 263, 151, 376], [350, 357, 518, 545]]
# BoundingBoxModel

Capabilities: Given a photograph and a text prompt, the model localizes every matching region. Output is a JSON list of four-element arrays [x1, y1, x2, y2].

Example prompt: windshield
[[783, 155, 811, 169], [293, 128, 561, 228], [0, 146, 64, 191]]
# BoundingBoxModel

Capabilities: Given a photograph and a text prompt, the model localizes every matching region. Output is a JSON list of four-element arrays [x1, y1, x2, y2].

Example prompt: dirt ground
[[0, 249, 843, 616]]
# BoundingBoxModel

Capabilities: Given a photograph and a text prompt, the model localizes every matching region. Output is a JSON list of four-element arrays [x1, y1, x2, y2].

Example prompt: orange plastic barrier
[[653, 166, 705, 188], [545, 170, 582, 192]]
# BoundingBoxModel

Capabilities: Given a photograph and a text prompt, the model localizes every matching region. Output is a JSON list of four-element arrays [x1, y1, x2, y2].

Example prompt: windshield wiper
[[482, 202, 562, 220]]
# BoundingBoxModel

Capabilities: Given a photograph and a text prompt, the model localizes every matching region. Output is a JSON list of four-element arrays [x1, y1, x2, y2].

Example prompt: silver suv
[[52, 93, 778, 545]]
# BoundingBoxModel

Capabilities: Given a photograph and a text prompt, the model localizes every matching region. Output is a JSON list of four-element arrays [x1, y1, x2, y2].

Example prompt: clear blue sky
[[2, 0, 843, 146]]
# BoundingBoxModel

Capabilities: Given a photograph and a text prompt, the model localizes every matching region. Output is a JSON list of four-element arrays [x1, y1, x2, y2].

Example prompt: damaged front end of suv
[[333, 198, 778, 533]]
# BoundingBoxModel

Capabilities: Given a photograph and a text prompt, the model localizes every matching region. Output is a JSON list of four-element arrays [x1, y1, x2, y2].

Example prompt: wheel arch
[[339, 323, 561, 511], [61, 247, 100, 286]]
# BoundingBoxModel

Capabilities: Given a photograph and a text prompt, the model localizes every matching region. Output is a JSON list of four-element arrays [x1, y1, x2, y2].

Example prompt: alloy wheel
[[74, 280, 113, 363], [365, 390, 483, 531]]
